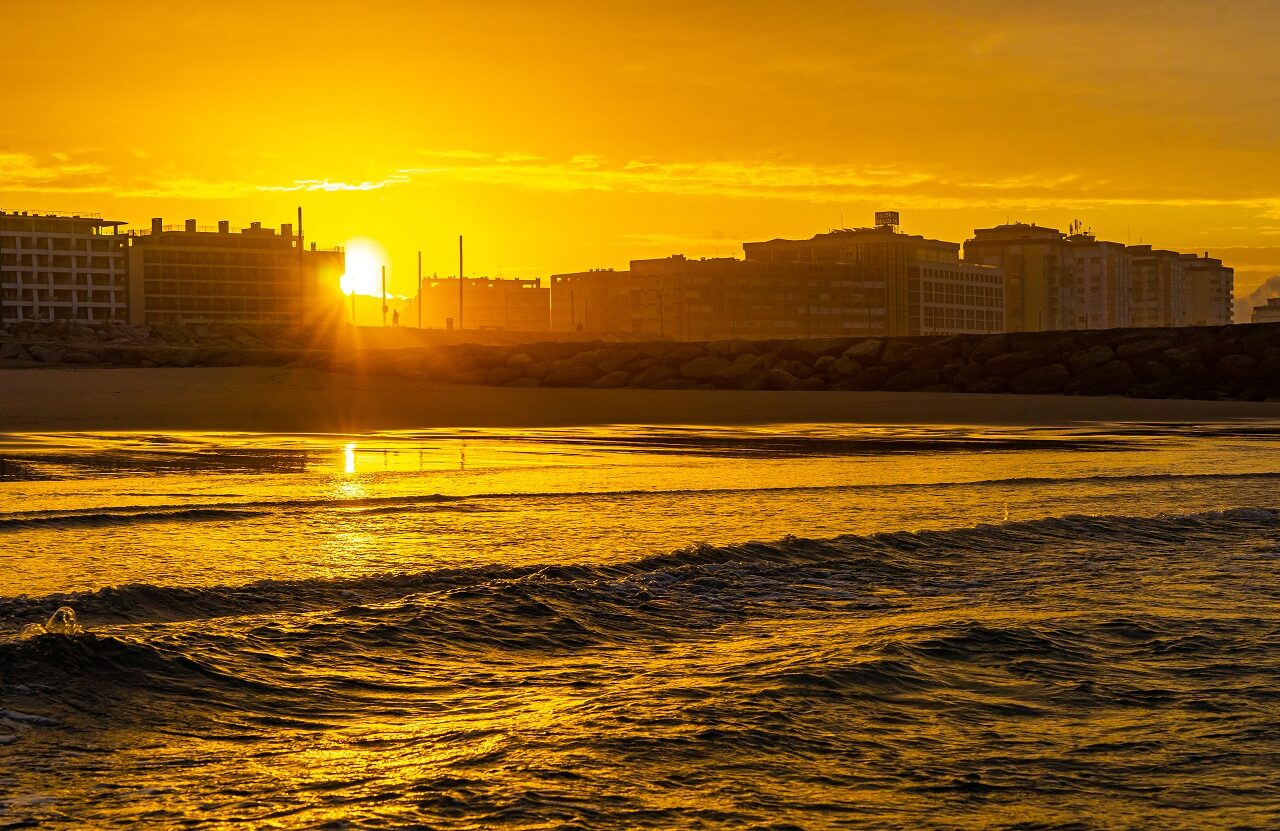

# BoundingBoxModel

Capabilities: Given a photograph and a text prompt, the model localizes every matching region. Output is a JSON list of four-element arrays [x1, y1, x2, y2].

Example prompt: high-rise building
[[1180, 253, 1233, 326], [1067, 233, 1131, 330], [1126, 245, 1187, 328], [743, 221, 998, 337], [126, 218, 344, 327], [411, 277, 550, 331], [963, 223, 1075, 332], [0, 211, 128, 324]]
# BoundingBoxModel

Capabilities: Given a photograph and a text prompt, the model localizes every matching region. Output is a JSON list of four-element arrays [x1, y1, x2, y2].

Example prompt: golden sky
[[3, 0, 1279, 299]]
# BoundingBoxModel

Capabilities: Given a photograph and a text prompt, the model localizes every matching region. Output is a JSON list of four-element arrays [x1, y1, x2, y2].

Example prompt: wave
[[0, 507, 268, 532], [3, 506, 1276, 632], [4, 472, 1280, 527]]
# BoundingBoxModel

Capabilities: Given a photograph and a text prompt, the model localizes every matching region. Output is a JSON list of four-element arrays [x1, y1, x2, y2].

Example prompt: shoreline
[[3, 366, 1279, 432]]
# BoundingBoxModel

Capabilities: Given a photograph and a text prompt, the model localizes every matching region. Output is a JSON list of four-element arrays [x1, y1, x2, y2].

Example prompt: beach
[[3, 366, 1280, 432]]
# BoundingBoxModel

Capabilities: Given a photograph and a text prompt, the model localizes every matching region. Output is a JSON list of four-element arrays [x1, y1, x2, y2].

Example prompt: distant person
[[392, 310, 400, 327]]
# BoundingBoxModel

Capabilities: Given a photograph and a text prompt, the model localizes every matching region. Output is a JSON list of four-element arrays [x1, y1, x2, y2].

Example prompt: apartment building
[[1068, 233, 1132, 330], [0, 211, 128, 324], [1126, 245, 1187, 328], [126, 218, 344, 326], [743, 222, 983, 337], [964, 223, 1076, 332], [1180, 253, 1233, 326]]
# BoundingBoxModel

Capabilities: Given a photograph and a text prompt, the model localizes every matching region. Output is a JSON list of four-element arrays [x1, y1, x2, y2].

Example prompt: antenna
[[417, 250, 423, 329]]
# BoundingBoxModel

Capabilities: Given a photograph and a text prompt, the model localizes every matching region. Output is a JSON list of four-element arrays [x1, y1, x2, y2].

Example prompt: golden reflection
[[344, 442, 356, 475]]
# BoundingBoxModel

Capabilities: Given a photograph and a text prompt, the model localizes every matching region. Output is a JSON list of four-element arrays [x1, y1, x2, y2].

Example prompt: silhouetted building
[[1180, 253, 1233, 326], [0, 211, 128, 324], [743, 223, 1000, 337], [550, 268, 655, 334], [1252, 296, 1280, 324], [1067, 233, 1131, 329], [964, 223, 1075, 332], [126, 218, 344, 327], [411, 277, 549, 331]]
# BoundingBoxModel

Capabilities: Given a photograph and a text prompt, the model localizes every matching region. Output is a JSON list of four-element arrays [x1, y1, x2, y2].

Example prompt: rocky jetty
[[4, 319, 1280, 401]]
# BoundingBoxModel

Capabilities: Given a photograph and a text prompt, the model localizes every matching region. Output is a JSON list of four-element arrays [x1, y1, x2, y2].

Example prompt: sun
[[339, 238, 387, 297]]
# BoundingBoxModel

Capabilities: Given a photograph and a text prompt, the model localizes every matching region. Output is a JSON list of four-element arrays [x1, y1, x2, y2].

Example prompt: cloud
[[1236, 274, 1280, 322], [258, 151, 1280, 216]]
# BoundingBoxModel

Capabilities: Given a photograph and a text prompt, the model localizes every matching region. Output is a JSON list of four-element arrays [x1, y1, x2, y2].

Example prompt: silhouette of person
[[392, 309, 400, 327]]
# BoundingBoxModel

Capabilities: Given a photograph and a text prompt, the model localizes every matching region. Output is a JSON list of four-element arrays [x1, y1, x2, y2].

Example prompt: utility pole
[[417, 250, 423, 328], [458, 235, 464, 331], [381, 265, 387, 327], [296, 206, 304, 327]]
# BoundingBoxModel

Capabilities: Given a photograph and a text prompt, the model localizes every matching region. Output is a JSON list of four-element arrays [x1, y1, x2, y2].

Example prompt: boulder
[[883, 369, 942, 391], [1162, 345, 1202, 367], [1116, 335, 1177, 361], [881, 341, 923, 366], [631, 365, 678, 387], [591, 370, 631, 389], [1067, 345, 1115, 373], [542, 361, 598, 387], [679, 355, 731, 380], [597, 348, 640, 374], [484, 365, 526, 386], [844, 338, 883, 362], [826, 355, 862, 380], [970, 334, 1011, 363], [664, 344, 706, 365], [1009, 364, 1070, 394], [797, 376, 827, 391], [952, 362, 988, 390], [27, 344, 65, 364], [1215, 353, 1257, 382], [1072, 360, 1136, 396], [61, 350, 100, 365], [983, 350, 1042, 377], [764, 368, 801, 390]]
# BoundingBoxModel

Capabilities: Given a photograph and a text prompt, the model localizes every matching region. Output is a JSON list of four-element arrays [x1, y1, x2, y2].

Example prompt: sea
[[1, 422, 1279, 829]]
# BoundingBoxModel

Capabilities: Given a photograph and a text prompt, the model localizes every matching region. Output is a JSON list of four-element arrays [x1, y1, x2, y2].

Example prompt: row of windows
[[141, 251, 295, 267], [1, 289, 123, 304], [0, 236, 121, 252], [144, 297, 298, 313], [1, 257, 122, 269]]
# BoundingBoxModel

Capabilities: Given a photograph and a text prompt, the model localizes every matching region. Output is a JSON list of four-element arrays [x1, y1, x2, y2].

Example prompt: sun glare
[[339, 239, 387, 297]]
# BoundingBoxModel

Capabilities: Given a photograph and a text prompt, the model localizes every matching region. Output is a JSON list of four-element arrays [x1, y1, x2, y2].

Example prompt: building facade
[[412, 277, 550, 331], [549, 246, 1002, 340], [964, 223, 1076, 332], [0, 211, 128, 324], [126, 218, 344, 327], [743, 224, 985, 337], [1126, 245, 1187, 328], [1067, 233, 1131, 330], [1180, 253, 1233, 326], [1252, 297, 1280, 324]]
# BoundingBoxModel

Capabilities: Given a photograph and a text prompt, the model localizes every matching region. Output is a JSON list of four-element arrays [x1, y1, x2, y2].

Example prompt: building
[[1126, 245, 1187, 328], [549, 246, 1001, 340], [1180, 253, 1233, 326], [411, 277, 549, 331], [0, 211, 128, 324], [1252, 296, 1280, 324], [1067, 232, 1131, 330], [126, 218, 344, 327], [743, 221, 998, 337], [550, 268, 656, 334], [964, 223, 1075, 332]]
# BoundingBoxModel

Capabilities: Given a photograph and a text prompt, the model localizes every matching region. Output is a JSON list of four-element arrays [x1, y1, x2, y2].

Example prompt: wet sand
[[1, 366, 1279, 432]]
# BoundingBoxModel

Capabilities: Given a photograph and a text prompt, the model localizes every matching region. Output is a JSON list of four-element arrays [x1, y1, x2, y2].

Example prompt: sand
[[2, 366, 1279, 433]]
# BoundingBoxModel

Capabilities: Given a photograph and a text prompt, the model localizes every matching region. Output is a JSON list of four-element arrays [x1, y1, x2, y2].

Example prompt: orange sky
[[3, 0, 1279, 302]]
